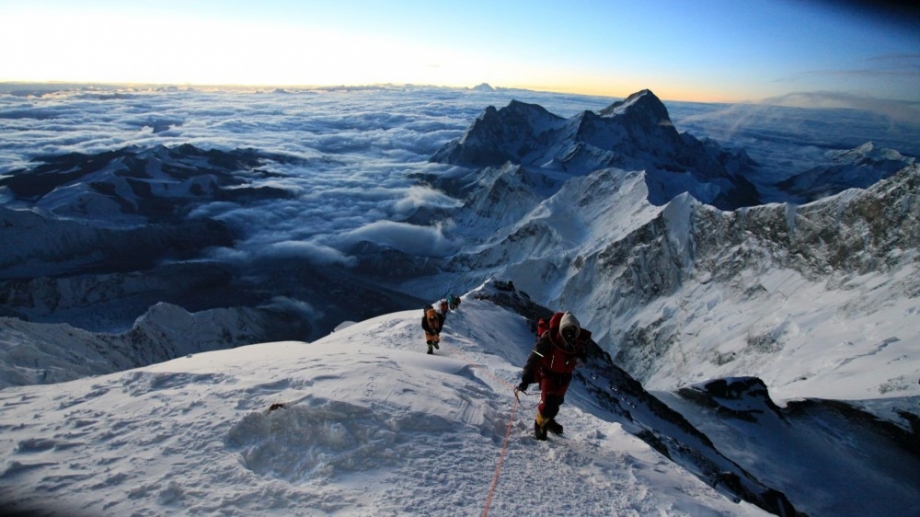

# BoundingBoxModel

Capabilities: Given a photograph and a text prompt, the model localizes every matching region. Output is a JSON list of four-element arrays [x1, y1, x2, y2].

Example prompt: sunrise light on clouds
[[1, 0, 918, 104]]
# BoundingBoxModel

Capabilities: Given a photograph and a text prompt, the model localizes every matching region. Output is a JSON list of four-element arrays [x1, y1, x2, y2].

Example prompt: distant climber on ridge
[[421, 300, 449, 354], [516, 311, 590, 440]]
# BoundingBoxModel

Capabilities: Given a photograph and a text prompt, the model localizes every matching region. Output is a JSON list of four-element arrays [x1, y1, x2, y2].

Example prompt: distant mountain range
[[1, 87, 918, 516], [1, 89, 916, 386]]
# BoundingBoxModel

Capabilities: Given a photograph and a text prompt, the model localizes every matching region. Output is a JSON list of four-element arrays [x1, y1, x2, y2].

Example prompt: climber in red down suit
[[516, 311, 589, 440]]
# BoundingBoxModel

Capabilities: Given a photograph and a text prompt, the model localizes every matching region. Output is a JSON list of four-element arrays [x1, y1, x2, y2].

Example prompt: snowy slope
[[0, 295, 773, 517], [0, 302, 285, 387], [559, 165, 920, 404]]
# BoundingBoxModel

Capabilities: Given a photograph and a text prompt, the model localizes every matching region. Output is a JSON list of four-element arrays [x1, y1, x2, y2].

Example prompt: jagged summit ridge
[[432, 100, 565, 167], [430, 89, 760, 210]]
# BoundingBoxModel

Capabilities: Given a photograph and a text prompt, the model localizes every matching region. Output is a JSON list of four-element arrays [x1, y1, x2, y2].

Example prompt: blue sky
[[1, 0, 917, 104]]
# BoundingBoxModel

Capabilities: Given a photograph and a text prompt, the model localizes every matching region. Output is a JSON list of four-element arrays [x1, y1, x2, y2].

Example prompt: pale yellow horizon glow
[[0, 9, 755, 104]]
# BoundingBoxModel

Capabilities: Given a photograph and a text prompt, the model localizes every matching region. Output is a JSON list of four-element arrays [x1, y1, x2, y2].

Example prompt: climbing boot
[[427, 344, 434, 355], [545, 418, 563, 435], [432, 341, 439, 350], [534, 412, 548, 441]]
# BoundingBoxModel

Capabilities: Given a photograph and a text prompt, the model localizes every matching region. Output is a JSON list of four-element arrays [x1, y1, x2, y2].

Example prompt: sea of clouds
[[2, 84, 918, 266], [0, 86, 618, 263]]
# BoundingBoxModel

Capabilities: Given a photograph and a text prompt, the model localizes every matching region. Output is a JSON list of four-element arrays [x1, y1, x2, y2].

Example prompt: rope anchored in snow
[[447, 349, 528, 517], [373, 342, 532, 516], [481, 391, 519, 517]]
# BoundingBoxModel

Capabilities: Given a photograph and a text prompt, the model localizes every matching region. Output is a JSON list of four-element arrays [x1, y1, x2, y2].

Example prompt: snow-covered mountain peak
[[0, 292, 822, 516], [598, 88, 671, 125], [432, 100, 565, 167], [4, 278, 917, 515], [431, 89, 762, 209], [831, 140, 912, 165], [776, 142, 915, 202], [471, 82, 496, 92]]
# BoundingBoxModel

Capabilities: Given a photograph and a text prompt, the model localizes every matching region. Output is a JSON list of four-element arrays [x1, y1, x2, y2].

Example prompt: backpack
[[536, 317, 550, 337], [422, 304, 433, 326], [422, 304, 441, 332], [536, 312, 563, 337]]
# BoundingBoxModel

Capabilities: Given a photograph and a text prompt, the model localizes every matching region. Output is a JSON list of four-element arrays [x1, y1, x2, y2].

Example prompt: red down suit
[[520, 312, 590, 419]]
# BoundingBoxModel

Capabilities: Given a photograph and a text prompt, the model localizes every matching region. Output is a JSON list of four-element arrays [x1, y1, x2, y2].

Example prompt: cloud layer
[[2, 84, 918, 268], [0, 86, 615, 265]]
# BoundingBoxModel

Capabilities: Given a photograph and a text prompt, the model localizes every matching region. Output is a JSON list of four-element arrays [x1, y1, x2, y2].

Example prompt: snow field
[[0, 297, 770, 516]]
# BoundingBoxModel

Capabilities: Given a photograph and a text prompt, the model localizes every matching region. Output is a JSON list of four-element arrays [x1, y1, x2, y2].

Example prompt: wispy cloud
[[779, 53, 920, 80], [759, 91, 920, 122], [769, 53, 920, 108], [335, 220, 461, 257]]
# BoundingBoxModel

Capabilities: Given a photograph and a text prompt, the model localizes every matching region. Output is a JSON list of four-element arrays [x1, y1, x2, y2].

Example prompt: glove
[[516, 382, 528, 393]]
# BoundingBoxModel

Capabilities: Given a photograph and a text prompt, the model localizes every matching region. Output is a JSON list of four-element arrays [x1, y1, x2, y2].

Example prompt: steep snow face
[[660, 378, 920, 517], [437, 168, 660, 304], [564, 165, 920, 401], [452, 163, 551, 235]]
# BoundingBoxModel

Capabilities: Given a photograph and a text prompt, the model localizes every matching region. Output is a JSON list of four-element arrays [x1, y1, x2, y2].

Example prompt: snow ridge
[[0, 289, 805, 517]]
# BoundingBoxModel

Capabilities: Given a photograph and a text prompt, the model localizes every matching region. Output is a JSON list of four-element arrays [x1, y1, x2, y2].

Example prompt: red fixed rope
[[481, 394, 519, 517], [441, 349, 526, 517]]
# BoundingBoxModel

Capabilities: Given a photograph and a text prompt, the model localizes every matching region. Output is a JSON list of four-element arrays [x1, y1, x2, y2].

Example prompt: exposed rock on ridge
[[569, 164, 920, 385]]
